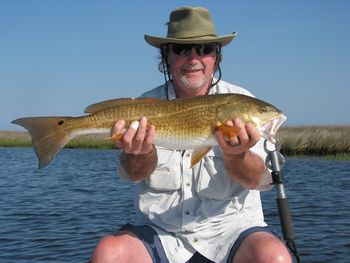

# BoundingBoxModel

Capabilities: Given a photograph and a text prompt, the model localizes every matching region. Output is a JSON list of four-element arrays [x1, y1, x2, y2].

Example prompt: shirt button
[[193, 237, 198, 243], [186, 181, 191, 187], [185, 211, 190, 215], [186, 153, 190, 158]]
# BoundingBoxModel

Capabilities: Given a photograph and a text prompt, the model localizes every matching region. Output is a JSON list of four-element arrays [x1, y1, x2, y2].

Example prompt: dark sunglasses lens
[[170, 43, 216, 56], [201, 43, 217, 54], [171, 44, 192, 55]]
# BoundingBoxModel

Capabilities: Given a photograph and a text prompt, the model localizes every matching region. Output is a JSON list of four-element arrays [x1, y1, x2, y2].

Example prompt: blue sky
[[1, 0, 349, 130]]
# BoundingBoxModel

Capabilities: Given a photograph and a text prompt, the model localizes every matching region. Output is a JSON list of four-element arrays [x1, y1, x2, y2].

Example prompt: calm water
[[0, 147, 349, 262]]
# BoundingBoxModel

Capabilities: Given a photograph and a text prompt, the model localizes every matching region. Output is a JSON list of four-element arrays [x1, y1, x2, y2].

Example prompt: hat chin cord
[[160, 46, 172, 97], [211, 46, 222, 88]]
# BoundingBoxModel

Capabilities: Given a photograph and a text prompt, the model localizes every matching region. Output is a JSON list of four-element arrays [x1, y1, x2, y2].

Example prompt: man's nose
[[186, 48, 201, 58]]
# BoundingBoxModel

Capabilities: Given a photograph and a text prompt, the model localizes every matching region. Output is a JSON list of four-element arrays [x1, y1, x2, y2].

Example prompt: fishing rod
[[264, 139, 301, 263]]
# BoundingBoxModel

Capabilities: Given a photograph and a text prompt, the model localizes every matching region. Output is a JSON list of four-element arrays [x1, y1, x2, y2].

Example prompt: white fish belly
[[71, 128, 218, 151], [70, 128, 110, 138], [155, 135, 217, 150]]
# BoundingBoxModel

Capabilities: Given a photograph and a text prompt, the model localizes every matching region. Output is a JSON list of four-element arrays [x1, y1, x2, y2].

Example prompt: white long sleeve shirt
[[118, 80, 273, 263]]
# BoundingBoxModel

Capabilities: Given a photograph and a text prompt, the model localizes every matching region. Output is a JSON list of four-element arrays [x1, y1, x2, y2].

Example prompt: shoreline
[[1, 126, 349, 160]]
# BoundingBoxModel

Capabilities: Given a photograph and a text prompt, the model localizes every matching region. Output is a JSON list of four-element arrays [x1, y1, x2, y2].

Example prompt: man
[[91, 6, 292, 263]]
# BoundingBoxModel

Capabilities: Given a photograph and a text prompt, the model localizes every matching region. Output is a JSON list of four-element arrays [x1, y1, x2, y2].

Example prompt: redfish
[[12, 94, 286, 169]]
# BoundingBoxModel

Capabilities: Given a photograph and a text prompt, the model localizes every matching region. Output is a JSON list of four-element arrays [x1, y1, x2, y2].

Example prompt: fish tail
[[12, 117, 75, 169]]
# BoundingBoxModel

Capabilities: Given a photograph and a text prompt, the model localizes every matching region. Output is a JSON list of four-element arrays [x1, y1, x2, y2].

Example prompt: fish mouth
[[261, 115, 287, 144]]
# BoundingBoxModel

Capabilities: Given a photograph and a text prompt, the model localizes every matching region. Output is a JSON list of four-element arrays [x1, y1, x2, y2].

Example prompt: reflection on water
[[0, 147, 349, 262]]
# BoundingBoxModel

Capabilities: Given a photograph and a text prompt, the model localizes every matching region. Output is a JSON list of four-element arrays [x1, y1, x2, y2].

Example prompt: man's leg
[[232, 231, 292, 263], [91, 232, 153, 263]]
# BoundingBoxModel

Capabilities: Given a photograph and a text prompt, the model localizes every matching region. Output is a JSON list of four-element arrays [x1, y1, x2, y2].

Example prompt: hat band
[[167, 31, 217, 39]]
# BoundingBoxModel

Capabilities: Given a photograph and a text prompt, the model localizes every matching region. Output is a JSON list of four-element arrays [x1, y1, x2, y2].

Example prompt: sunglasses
[[169, 43, 218, 57]]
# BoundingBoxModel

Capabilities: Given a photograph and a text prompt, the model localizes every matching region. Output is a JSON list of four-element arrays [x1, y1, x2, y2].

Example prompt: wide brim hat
[[145, 6, 237, 48]]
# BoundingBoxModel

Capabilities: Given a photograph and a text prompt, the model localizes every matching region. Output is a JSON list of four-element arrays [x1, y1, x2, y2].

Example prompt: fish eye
[[258, 106, 267, 113]]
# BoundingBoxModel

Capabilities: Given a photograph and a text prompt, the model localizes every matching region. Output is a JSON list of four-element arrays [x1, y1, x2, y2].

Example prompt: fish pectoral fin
[[215, 123, 240, 141], [191, 147, 212, 168], [104, 133, 123, 142]]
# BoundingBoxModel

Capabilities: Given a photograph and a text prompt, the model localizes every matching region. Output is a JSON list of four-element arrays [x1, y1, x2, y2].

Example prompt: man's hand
[[215, 118, 265, 189], [112, 116, 157, 181], [111, 116, 156, 155], [215, 118, 260, 156]]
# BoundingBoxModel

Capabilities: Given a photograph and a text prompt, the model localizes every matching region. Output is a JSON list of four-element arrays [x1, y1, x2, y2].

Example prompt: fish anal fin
[[105, 133, 123, 142], [84, 97, 164, 114], [190, 147, 212, 168], [215, 122, 240, 141]]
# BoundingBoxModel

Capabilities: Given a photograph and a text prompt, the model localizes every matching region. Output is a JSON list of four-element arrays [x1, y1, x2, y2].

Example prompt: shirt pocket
[[144, 147, 182, 191], [195, 148, 242, 200]]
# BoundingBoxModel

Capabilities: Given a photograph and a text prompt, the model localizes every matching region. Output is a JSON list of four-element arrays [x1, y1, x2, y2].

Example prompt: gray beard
[[178, 75, 209, 90]]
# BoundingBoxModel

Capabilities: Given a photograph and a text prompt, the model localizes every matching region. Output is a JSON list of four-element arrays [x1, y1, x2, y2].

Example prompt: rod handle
[[277, 198, 295, 241]]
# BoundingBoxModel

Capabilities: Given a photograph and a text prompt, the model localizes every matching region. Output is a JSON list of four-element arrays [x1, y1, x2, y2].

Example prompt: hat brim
[[144, 32, 237, 48]]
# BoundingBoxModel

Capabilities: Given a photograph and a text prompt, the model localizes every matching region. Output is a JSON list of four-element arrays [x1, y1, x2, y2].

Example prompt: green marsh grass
[[0, 131, 32, 147], [0, 131, 114, 149], [276, 126, 350, 158], [1, 126, 350, 158]]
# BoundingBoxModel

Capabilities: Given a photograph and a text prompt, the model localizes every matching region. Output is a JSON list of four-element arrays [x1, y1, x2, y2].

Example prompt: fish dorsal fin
[[84, 97, 163, 113], [191, 147, 212, 168]]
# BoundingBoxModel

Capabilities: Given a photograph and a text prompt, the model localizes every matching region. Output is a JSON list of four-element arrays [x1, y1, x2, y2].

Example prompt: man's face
[[167, 43, 218, 97]]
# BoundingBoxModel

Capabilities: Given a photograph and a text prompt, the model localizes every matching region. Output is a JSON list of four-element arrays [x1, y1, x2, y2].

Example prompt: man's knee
[[233, 232, 292, 263], [91, 233, 153, 263], [91, 235, 125, 263]]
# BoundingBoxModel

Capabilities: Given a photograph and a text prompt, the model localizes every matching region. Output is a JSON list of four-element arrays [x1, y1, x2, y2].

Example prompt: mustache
[[181, 65, 204, 71]]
